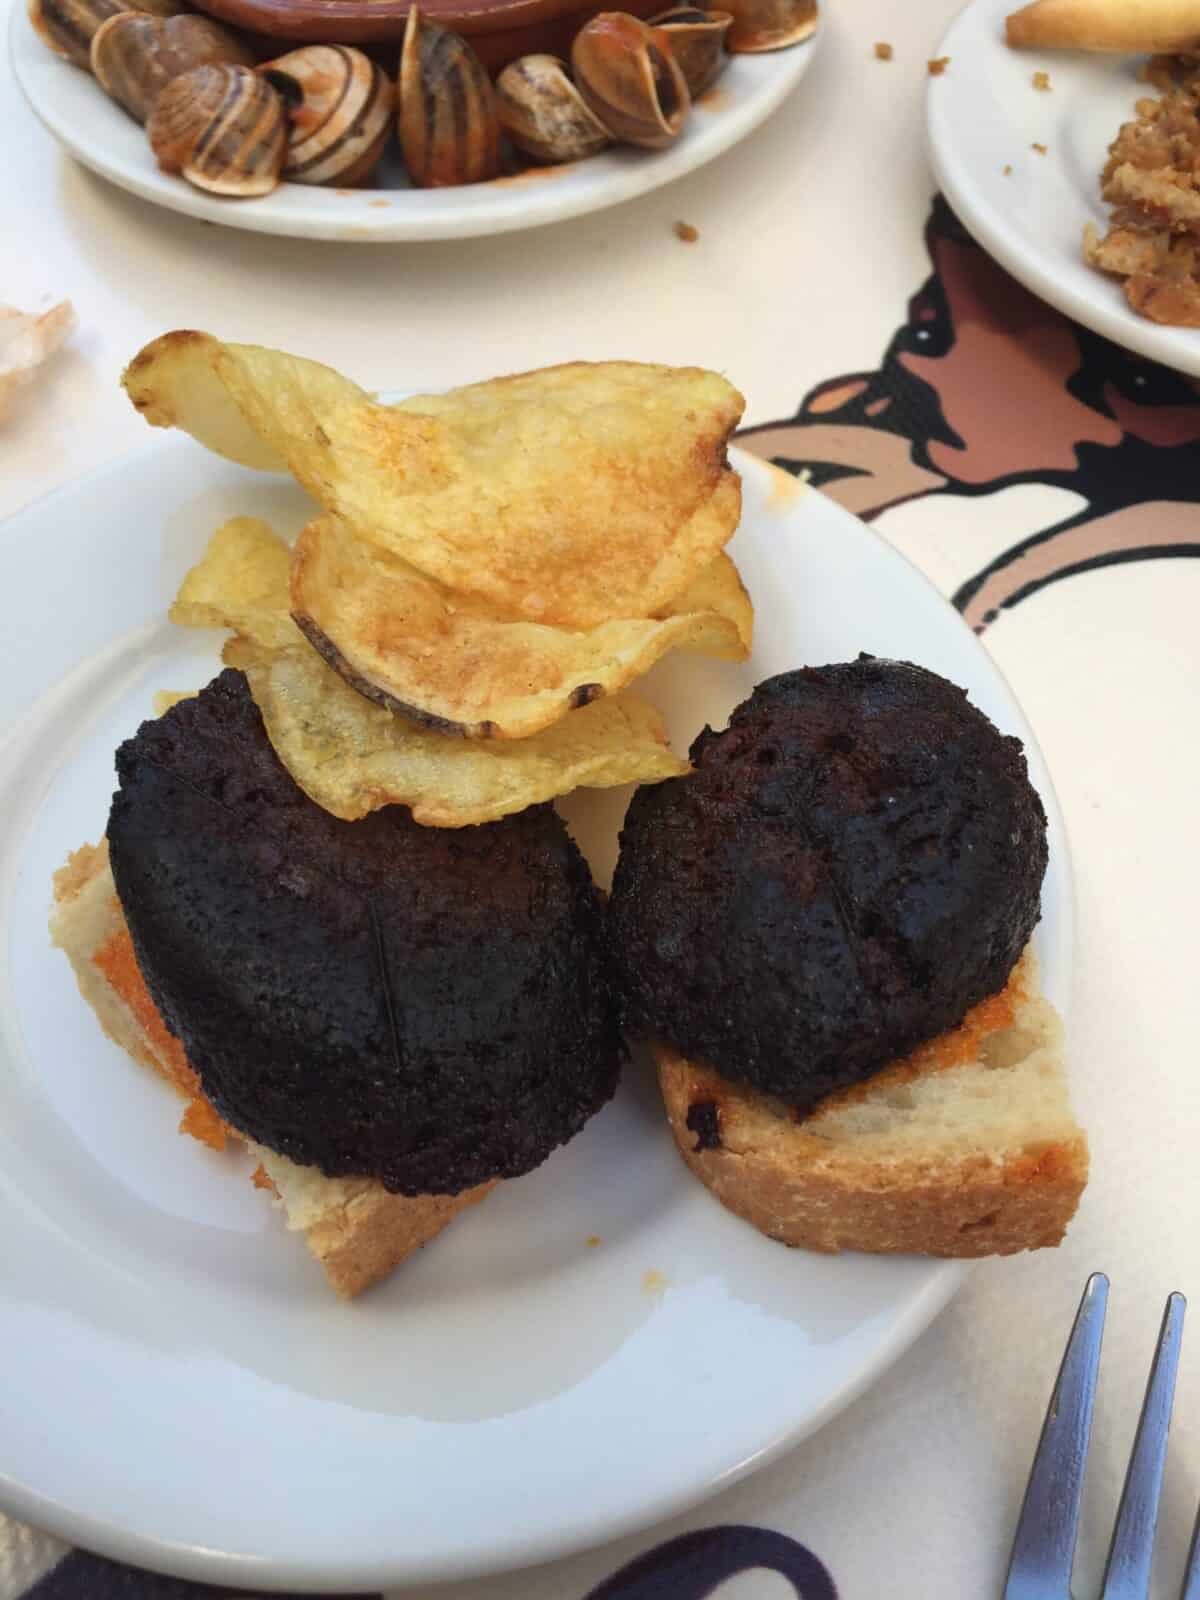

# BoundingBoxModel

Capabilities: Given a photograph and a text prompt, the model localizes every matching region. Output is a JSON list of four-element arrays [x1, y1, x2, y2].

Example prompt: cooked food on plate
[[124, 334, 745, 628], [1084, 57, 1200, 324], [170, 517, 692, 823], [607, 657, 1088, 1256], [1005, 0, 1200, 323], [27, 0, 817, 202], [1006, 0, 1200, 53], [289, 516, 752, 741], [53, 673, 620, 1297], [52, 340, 750, 1294], [225, 631, 689, 825], [50, 336, 1084, 1299]]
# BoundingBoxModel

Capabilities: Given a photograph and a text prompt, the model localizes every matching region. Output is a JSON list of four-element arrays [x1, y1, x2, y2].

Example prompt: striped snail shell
[[90, 11, 255, 124], [27, 0, 182, 70], [495, 54, 611, 164], [146, 61, 287, 198], [398, 5, 502, 187], [260, 45, 394, 186]]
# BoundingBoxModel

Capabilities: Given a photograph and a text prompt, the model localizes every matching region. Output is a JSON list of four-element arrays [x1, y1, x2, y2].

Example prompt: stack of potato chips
[[125, 332, 754, 826]]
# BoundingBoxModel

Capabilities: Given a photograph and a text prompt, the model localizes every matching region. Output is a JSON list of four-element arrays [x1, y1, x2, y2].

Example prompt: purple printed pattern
[[21, 1528, 835, 1599], [587, 1526, 838, 1598]]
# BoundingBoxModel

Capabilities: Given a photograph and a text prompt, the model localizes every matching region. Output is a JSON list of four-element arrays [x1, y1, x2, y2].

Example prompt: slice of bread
[[50, 841, 495, 1298], [655, 951, 1088, 1257]]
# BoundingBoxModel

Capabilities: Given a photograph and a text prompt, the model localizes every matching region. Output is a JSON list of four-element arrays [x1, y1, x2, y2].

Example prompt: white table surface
[[3, 0, 1200, 1594]]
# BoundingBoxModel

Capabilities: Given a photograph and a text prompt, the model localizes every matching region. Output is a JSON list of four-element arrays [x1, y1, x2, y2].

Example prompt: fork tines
[[1005, 1274, 1194, 1600]]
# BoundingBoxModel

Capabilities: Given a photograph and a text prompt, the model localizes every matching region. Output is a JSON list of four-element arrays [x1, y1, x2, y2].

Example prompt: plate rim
[[0, 1266, 969, 1594], [0, 439, 1071, 1591], [9, 7, 818, 243], [927, 0, 1200, 377]]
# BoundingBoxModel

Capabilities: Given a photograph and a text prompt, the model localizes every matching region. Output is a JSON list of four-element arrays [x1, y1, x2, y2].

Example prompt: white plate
[[10, 8, 817, 242], [928, 0, 1200, 375], [0, 436, 1071, 1591]]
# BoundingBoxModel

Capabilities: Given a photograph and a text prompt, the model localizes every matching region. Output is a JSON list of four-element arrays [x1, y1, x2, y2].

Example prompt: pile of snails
[[28, 0, 817, 198]]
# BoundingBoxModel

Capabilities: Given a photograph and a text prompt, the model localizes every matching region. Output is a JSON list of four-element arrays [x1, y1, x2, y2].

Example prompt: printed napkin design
[[9, 1527, 836, 1600], [585, 1527, 838, 1598], [741, 196, 1200, 634]]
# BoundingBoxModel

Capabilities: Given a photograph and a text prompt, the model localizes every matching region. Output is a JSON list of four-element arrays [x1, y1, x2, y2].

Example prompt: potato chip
[[172, 521, 688, 825], [123, 331, 745, 627], [233, 641, 688, 826], [124, 331, 298, 472], [656, 552, 754, 656], [290, 515, 752, 741], [169, 516, 297, 652], [153, 690, 195, 717], [220, 634, 261, 672]]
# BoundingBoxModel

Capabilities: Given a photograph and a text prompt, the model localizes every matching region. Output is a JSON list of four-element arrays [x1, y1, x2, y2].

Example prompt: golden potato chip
[[289, 515, 752, 741], [169, 516, 296, 651], [172, 521, 688, 825], [125, 331, 316, 472], [234, 642, 688, 826], [220, 635, 261, 672], [656, 553, 754, 656], [153, 690, 195, 716], [123, 331, 745, 627]]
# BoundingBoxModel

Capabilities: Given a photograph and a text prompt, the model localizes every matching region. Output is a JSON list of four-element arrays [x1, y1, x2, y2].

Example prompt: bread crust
[[51, 840, 495, 1297], [656, 958, 1088, 1258], [298, 1177, 496, 1298], [1006, 0, 1200, 52]]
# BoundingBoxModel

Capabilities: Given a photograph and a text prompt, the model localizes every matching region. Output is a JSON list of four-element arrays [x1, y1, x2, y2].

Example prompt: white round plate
[[10, 8, 817, 243], [0, 435, 1070, 1592], [928, 0, 1200, 375]]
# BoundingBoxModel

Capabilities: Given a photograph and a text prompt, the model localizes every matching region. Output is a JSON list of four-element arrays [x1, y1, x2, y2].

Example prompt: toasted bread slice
[[50, 841, 494, 1297], [656, 951, 1088, 1257]]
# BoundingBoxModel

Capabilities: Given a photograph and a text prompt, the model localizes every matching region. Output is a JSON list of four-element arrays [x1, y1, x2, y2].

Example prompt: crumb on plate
[[642, 1269, 669, 1294], [1032, 70, 1051, 90], [874, 40, 893, 60], [586, 1234, 602, 1247], [928, 56, 950, 75], [674, 220, 700, 243], [1003, 163, 1014, 175], [1032, 141, 1048, 153]]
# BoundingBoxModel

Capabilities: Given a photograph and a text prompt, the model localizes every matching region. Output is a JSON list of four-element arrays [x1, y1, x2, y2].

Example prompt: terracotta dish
[[189, 0, 662, 69]]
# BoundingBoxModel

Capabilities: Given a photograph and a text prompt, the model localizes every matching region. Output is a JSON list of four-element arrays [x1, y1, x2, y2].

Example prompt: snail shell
[[399, 5, 502, 187], [496, 53, 610, 164], [261, 45, 394, 185], [571, 12, 689, 151], [27, 0, 182, 70], [147, 61, 287, 197], [91, 12, 255, 124], [649, 6, 730, 97], [724, 0, 815, 52]]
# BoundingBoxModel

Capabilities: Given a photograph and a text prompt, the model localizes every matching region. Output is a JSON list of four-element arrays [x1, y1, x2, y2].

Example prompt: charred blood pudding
[[608, 657, 1048, 1113], [108, 669, 620, 1195]]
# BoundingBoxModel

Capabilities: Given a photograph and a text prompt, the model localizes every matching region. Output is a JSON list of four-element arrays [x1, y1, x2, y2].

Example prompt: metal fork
[[1005, 1274, 1198, 1599]]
